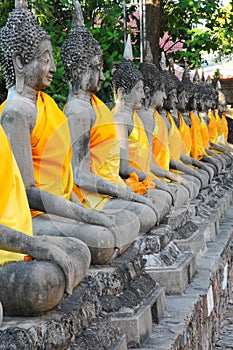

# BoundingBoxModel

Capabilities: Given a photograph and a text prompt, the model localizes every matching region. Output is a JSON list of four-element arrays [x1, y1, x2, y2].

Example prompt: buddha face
[[219, 93, 227, 113], [164, 88, 178, 110], [124, 80, 145, 111], [176, 90, 187, 112], [80, 55, 105, 93], [150, 84, 166, 109], [23, 39, 56, 91], [197, 94, 206, 112]]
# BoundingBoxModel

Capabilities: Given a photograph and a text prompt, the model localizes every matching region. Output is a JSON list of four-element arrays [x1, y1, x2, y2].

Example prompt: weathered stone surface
[[70, 318, 126, 350], [109, 287, 166, 348], [173, 221, 207, 259], [134, 205, 233, 350]]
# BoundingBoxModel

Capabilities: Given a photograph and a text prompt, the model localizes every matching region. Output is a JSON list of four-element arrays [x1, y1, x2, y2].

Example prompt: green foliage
[[161, 0, 233, 68], [0, 0, 139, 106]]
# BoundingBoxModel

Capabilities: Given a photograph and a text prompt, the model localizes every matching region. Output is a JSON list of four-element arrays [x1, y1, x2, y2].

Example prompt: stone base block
[[173, 225, 206, 260], [110, 287, 166, 348], [193, 217, 217, 243], [146, 252, 196, 295], [109, 334, 128, 350]]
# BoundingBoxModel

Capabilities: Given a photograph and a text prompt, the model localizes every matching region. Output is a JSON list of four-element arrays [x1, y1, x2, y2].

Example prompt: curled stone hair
[[61, 1, 102, 83], [161, 71, 177, 95], [0, 7, 49, 89], [140, 62, 164, 97], [112, 59, 143, 96]]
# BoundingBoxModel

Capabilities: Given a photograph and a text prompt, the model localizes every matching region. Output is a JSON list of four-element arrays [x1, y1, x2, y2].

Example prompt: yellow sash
[[73, 95, 126, 209], [31, 92, 73, 217], [207, 110, 218, 144], [167, 112, 187, 161], [127, 112, 155, 192], [199, 113, 210, 149], [221, 114, 229, 142], [152, 109, 170, 171], [189, 111, 207, 160], [178, 112, 192, 155], [0, 125, 33, 265]]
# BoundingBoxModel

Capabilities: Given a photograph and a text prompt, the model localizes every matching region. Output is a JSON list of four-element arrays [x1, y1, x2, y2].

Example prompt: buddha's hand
[[77, 206, 121, 248], [137, 170, 147, 181], [129, 192, 159, 221], [30, 236, 76, 295]]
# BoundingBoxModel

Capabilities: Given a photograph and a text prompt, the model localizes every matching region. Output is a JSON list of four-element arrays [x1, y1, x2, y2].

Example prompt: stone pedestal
[[109, 287, 166, 348], [145, 250, 196, 295], [173, 221, 206, 259]]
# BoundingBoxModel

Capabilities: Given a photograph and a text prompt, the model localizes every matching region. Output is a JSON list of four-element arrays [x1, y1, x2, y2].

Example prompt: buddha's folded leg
[[179, 174, 201, 199], [0, 260, 65, 316], [145, 189, 172, 221], [33, 212, 139, 265], [104, 199, 157, 234]]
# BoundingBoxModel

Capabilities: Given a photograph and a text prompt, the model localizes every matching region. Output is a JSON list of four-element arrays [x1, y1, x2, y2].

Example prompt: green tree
[[147, 0, 233, 69], [0, 0, 138, 106]]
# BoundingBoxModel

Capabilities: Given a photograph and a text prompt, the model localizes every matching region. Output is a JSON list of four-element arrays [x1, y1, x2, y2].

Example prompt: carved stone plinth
[[70, 319, 127, 350], [109, 287, 166, 348], [145, 243, 196, 295], [173, 221, 206, 259]]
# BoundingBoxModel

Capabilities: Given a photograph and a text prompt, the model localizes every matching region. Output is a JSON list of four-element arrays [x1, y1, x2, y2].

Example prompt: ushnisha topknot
[[61, 0, 102, 82], [112, 35, 143, 96], [0, 1, 49, 89]]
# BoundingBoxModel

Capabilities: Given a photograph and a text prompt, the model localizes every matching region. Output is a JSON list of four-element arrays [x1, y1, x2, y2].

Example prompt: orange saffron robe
[[199, 113, 210, 149], [152, 109, 170, 171], [0, 124, 33, 265], [178, 112, 192, 156], [207, 110, 218, 144], [189, 111, 207, 160], [221, 114, 229, 142], [31, 92, 73, 217], [167, 112, 188, 161], [73, 94, 126, 209], [126, 112, 155, 194]]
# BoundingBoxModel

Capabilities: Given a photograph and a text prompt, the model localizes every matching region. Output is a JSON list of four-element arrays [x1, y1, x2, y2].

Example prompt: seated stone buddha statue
[[0, 0, 139, 265], [111, 37, 173, 222], [138, 45, 191, 207], [61, 1, 158, 235], [0, 123, 90, 317]]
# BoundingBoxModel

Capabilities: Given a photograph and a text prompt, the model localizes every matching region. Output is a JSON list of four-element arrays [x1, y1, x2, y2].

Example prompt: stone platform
[[1, 167, 233, 349], [132, 205, 233, 350]]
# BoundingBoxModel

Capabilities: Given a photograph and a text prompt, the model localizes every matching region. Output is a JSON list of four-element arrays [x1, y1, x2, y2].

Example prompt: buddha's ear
[[12, 52, 24, 74], [117, 87, 125, 101], [71, 64, 82, 81], [12, 52, 25, 93], [144, 86, 150, 99]]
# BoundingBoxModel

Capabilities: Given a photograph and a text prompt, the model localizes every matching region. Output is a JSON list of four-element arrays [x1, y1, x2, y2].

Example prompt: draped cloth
[[0, 124, 33, 265], [221, 114, 229, 142], [167, 112, 188, 161], [178, 112, 192, 156], [199, 113, 210, 149], [152, 109, 170, 171], [73, 94, 126, 209], [189, 111, 207, 160], [207, 110, 218, 144], [126, 112, 155, 194], [31, 92, 73, 217]]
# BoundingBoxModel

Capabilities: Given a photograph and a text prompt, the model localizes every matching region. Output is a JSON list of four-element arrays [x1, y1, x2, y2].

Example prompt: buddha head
[[216, 81, 227, 113], [139, 42, 166, 109], [112, 36, 144, 111], [162, 71, 178, 111], [182, 65, 198, 111], [61, 1, 104, 94], [0, 0, 55, 93]]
